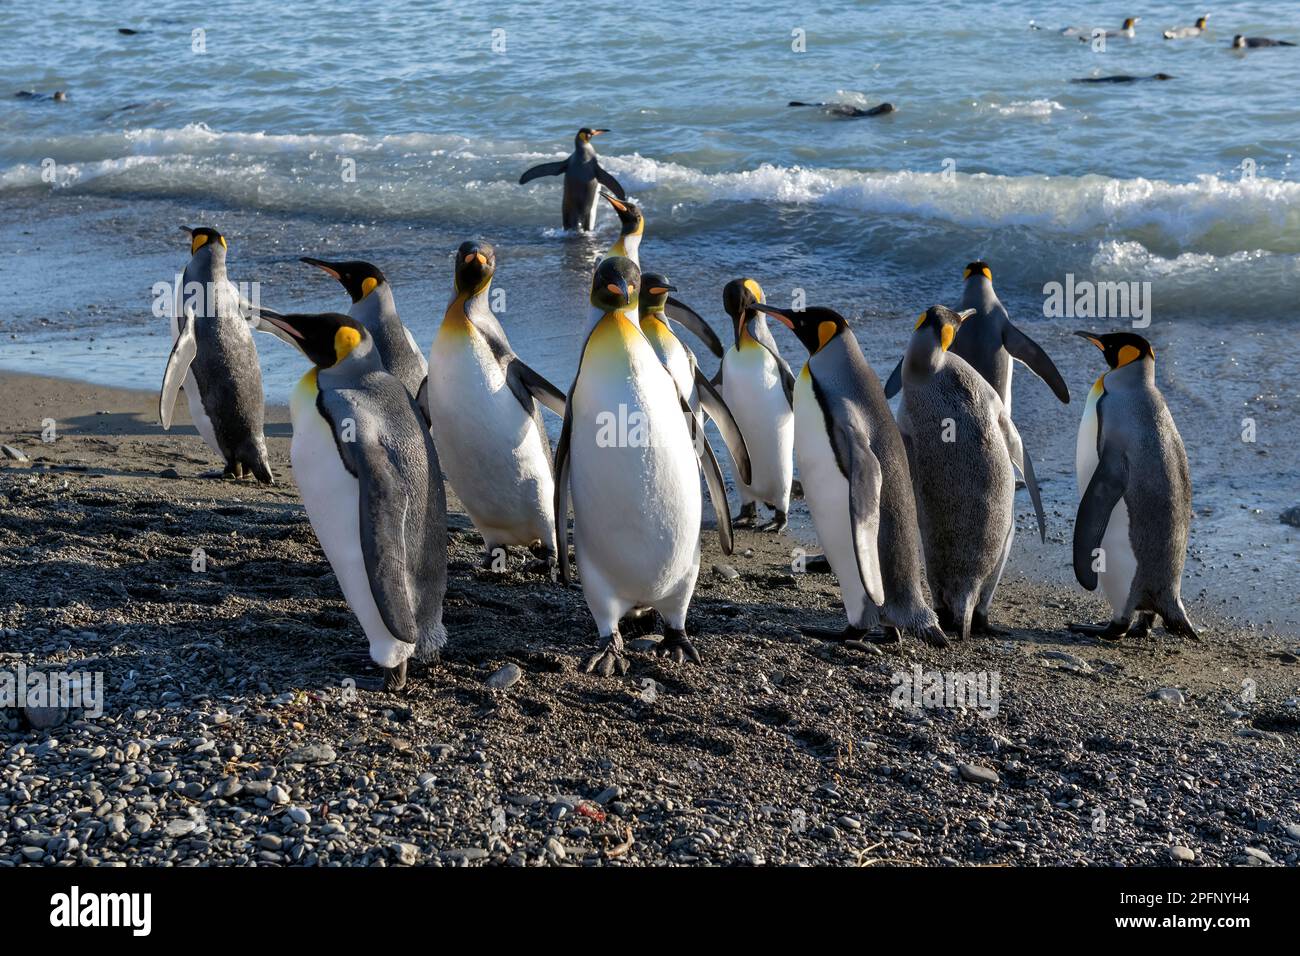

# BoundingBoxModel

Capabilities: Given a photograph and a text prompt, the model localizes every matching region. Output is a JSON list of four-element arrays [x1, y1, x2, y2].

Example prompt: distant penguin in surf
[[1071, 73, 1175, 83], [1232, 35, 1296, 48], [1069, 332, 1197, 641], [788, 100, 895, 118], [1163, 16, 1208, 39], [1083, 17, 1141, 40], [159, 227, 275, 482], [518, 128, 627, 232]]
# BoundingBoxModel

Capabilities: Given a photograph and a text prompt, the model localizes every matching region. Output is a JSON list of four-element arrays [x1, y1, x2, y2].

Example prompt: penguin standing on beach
[[1069, 332, 1197, 640], [897, 306, 1042, 640], [554, 256, 735, 675], [717, 279, 795, 532], [519, 128, 626, 232], [425, 241, 567, 576], [752, 302, 948, 647], [296, 258, 428, 399], [160, 226, 275, 482], [263, 310, 448, 691]]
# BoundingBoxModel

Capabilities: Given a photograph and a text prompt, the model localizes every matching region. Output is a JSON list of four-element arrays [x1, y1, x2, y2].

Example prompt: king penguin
[[425, 240, 567, 576], [897, 306, 1043, 640], [297, 257, 428, 399], [160, 226, 275, 482], [1069, 332, 1197, 640], [753, 301, 949, 647], [262, 310, 448, 691], [519, 128, 627, 232], [717, 279, 795, 531], [554, 256, 735, 675]]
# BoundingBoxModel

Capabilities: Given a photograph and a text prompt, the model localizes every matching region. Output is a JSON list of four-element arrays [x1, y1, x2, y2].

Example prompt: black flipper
[[519, 160, 569, 184], [552, 398, 575, 584], [1073, 444, 1129, 591], [1003, 323, 1070, 403], [665, 296, 724, 358], [594, 164, 626, 200], [883, 357, 904, 399], [506, 359, 566, 417], [694, 367, 752, 485], [415, 376, 432, 428]]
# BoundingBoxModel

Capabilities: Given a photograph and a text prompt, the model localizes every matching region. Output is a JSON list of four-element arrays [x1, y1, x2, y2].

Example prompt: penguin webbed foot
[[918, 624, 950, 648], [653, 627, 702, 665], [584, 631, 629, 678], [1128, 612, 1156, 639], [524, 552, 559, 582], [732, 503, 758, 529], [352, 660, 409, 693], [759, 510, 788, 533], [800, 623, 871, 643], [1067, 619, 1130, 641]]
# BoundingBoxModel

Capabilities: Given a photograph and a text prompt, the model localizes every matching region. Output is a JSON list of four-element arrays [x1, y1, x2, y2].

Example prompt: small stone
[[1280, 505, 1300, 528], [267, 785, 291, 805], [1283, 823, 1300, 843], [159, 468, 180, 479], [712, 563, 740, 581], [259, 834, 283, 850], [638, 679, 659, 704], [439, 847, 487, 862], [594, 786, 622, 805], [486, 663, 522, 690], [836, 815, 862, 831], [165, 819, 197, 838], [1153, 687, 1185, 706], [286, 807, 311, 826], [416, 772, 436, 789], [1170, 845, 1195, 863], [22, 706, 68, 730], [1039, 650, 1092, 674], [958, 762, 1000, 785], [285, 744, 336, 765], [1242, 846, 1274, 865], [544, 837, 567, 860], [391, 842, 419, 866], [1, 444, 30, 462]]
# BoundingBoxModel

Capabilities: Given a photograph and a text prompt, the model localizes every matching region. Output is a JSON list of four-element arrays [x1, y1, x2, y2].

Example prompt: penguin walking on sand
[[897, 307, 1043, 640], [262, 310, 448, 691], [160, 226, 275, 482], [554, 256, 735, 675], [717, 279, 796, 532], [295, 258, 428, 399], [519, 128, 626, 232], [751, 301, 948, 647], [1069, 332, 1197, 640], [425, 241, 567, 576]]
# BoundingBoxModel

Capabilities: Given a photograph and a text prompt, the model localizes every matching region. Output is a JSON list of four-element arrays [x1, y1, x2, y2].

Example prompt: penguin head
[[1075, 331, 1154, 369], [1122, 17, 1139, 29], [722, 278, 766, 341], [182, 226, 227, 258], [264, 311, 369, 369], [1196, 15, 1209, 29], [754, 303, 848, 355], [913, 305, 976, 353], [590, 256, 640, 312], [301, 257, 387, 304], [454, 240, 496, 295], [962, 260, 992, 285], [601, 191, 643, 238], [576, 127, 608, 146], [1232, 34, 1245, 47], [638, 273, 677, 315]]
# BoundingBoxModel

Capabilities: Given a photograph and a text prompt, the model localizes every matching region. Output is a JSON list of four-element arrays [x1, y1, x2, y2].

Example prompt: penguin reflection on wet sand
[[425, 241, 567, 577], [1070, 332, 1197, 641], [718, 279, 796, 532], [752, 302, 948, 647], [160, 226, 275, 482], [519, 128, 626, 231], [897, 307, 1043, 641], [554, 257, 735, 675], [263, 310, 448, 691]]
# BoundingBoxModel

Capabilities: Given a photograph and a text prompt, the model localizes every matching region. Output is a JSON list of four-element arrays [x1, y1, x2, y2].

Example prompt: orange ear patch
[[940, 325, 956, 351], [334, 326, 362, 363], [816, 321, 837, 350], [1117, 344, 1141, 367]]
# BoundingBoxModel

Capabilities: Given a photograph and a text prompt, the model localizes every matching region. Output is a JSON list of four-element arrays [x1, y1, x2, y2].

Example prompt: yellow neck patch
[[816, 321, 837, 351], [360, 277, 378, 298], [334, 327, 362, 363]]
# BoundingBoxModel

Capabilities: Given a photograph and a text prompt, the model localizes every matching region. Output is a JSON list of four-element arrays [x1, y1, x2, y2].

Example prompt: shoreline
[[1, 369, 1298, 867]]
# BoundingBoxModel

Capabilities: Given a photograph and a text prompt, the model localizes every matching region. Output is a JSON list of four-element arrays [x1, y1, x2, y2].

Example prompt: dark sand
[[0, 370, 1297, 867]]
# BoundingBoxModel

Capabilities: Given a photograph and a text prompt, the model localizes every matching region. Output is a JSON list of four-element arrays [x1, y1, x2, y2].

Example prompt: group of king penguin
[[157, 126, 1199, 693]]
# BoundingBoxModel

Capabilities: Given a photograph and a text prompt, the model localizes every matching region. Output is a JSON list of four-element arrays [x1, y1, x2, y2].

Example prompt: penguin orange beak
[[301, 257, 342, 281], [601, 191, 628, 212], [1074, 330, 1105, 350], [592, 129, 608, 136], [463, 251, 488, 265], [753, 303, 797, 331]]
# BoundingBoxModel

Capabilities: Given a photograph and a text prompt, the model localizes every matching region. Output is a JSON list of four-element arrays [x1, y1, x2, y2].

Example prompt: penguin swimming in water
[[1069, 332, 1197, 640], [638, 273, 751, 483], [717, 279, 795, 532], [1071, 73, 1176, 83], [1232, 34, 1296, 48], [554, 256, 735, 675], [1083, 17, 1140, 40], [160, 226, 275, 482], [897, 306, 1041, 640], [752, 301, 948, 647], [519, 128, 627, 232], [788, 100, 895, 118], [596, 191, 725, 358], [425, 240, 567, 576], [1163, 16, 1208, 39], [295, 258, 428, 399], [262, 310, 448, 690]]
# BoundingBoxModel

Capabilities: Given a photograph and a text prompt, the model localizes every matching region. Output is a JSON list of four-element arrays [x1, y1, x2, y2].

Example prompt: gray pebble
[[486, 663, 522, 690]]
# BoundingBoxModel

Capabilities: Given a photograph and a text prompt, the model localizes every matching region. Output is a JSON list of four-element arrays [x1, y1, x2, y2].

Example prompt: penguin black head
[[963, 260, 992, 282], [723, 278, 766, 344], [301, 257, 387, 304], [638, 273, 677, 314], [754, 303, 848, 355], [265, 311, 368, 369], [182, 226, 227, 257], [1122, 17, 1139, 29], [454, 240, 496, 295], [1075, 331, 1154, 369], [590, 256, 640, 312], [1232, 34, 1245, 48], [601, 191, 643, 237], [1152, 72, 1175, 80], [913, 305, 977, 352], [576, 127, 608, 145], [1195, 16, 1208, 29]]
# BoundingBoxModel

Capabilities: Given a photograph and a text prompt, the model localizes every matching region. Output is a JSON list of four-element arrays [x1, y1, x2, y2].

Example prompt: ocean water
[[1, 1, 1297, 628]]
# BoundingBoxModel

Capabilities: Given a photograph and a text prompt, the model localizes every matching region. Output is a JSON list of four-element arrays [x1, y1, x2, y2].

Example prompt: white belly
[[722, 344, 793, 508], [794, 372, 869, 625], [427, 332, 554, 549], [290, 379, 412, 669], [1076, 383, 1136, 615], [169, 304, 222, 458]]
